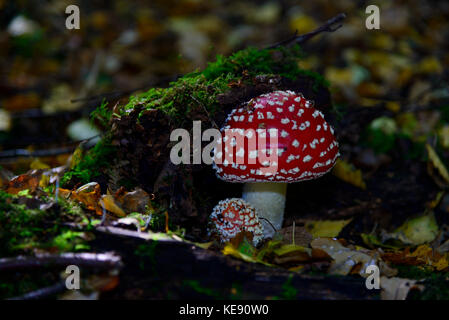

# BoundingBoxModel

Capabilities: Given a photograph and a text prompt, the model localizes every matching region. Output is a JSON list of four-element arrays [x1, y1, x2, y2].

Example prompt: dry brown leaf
[[72, 182, 103, 214], [6, 171, 41, 195]]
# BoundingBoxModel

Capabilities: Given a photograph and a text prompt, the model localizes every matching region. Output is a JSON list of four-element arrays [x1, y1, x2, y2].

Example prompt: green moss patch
[[122, 46, 328, 124], [0, 190, 89, 256]]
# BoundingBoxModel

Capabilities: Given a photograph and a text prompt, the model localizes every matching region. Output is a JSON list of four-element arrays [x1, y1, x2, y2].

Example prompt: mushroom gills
[[242, 182, 287, 238]]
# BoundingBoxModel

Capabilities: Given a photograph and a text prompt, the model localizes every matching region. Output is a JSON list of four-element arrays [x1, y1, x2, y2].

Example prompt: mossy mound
[[122, 46, 329, 124], [62, 45, 331, 189]]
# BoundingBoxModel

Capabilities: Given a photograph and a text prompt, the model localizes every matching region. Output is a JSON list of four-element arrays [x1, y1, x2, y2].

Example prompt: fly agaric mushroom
[[213, 90, 339, 238], [208, 198, 264, 245]]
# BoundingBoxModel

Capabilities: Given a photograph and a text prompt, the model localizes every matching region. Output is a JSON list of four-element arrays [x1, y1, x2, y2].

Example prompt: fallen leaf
[[305, 219, 352, 238], [113, 187, 153, 214], [6, 171, 40, 195], [100, 195, 126, 217], [223, 242, 269, 265], [272, 244, 312, 265], [390, 211, 439, 246], [71, 182, 102, 214], [30, 158, 50, 170], [332, 159, 366, 189], [426, 144, 449, 187]]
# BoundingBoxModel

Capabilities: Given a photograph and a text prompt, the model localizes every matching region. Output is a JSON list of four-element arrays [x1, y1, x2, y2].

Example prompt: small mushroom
[[213, 90, 339, 238], [208, 198, 264, 245]]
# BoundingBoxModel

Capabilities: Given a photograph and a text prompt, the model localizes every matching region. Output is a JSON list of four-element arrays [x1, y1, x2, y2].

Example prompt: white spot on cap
[[291, 120, 297, 130], [303, 155, 312, 162], [281, 118, 290, 124], [292, 139, 300, 147]]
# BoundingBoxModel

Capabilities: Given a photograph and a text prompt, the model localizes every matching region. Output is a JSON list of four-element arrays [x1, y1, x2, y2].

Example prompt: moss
[[90, 99, 112, 128], [121, 46, 328, 125], [51, 230, 90, 252], [394, 265, 448, 280], [61, 137, 116, 187], [279, 274, 297, 300], [183, 279, 223, 299], [410, 275, 449, 300], [0, 190, 89, 256]]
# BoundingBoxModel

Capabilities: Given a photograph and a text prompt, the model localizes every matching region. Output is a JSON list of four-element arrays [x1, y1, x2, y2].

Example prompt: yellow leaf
[[289, 14, 317, 33], [30, 158, 50, 170], [305, 219, 352, 238], [39, 173, 50, 188], [386, 101, 401, 113], [223, 243, 262, 264], [426, 144, 449, 185], [100, 195, 126, 217], [193, 242, 213, 250], [69, 144, 84, 170], [438, 126, 449, 149], [418, 57, 443, 74], [428, 191, 444, 209], [332, 159, 366, 189], [273, 244, 311, 256], [434, 257, 449, 271], [394, 212, 439, 245]]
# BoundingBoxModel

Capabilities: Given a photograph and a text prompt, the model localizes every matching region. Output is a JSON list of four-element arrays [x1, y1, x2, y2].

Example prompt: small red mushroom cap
[[208, 198, 264, 245], [213, 90, 339, 182]]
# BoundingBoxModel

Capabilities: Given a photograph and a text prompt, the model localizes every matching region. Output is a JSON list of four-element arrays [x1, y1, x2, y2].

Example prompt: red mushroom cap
[[208, 198, 264, 245], [213, 90, 339, 182]]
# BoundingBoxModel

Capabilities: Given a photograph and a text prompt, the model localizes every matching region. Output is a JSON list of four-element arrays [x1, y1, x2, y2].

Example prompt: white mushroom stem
[[242, 182, 287, 238]]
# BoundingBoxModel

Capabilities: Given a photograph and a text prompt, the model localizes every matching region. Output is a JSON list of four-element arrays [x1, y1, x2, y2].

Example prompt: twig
[[0, 252, 123, 272], [266, 13, 347, 49], [259, 217, 277, 234], [7, 281, 67, 300], [0, 135, 100, 160]]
